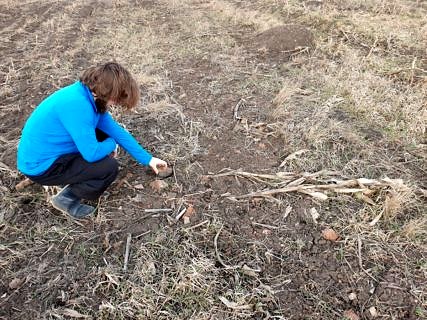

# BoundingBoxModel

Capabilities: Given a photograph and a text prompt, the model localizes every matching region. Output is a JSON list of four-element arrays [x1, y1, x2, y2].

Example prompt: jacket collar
[[78, 81, 98, 113]]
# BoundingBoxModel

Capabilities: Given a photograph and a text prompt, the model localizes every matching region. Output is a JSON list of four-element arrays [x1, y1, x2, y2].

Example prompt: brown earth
[[1, 1, 426, 320], [250, 25, 315, 59]]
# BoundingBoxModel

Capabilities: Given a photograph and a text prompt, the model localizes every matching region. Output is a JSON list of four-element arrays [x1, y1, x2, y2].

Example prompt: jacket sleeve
[[58, 103, 117, 162], [97, 112, 153, 166]]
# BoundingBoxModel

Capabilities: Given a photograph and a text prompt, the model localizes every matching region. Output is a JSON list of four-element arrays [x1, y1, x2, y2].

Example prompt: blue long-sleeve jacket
[[17, 81, 152, 176]]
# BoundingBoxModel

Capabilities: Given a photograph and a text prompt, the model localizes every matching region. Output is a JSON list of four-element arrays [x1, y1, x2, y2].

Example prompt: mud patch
[[249, 24, 314, 60]]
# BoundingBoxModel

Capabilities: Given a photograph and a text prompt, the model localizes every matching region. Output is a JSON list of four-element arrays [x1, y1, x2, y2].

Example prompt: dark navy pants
[[27, 130, 118, 200]]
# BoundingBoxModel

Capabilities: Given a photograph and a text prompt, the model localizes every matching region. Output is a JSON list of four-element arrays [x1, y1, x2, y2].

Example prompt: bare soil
[[250, 25, 314, 59], [1, 1, 426, 319]]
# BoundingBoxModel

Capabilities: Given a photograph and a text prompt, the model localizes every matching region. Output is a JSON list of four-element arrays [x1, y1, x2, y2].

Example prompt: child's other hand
[[149, 157, 168, 174]]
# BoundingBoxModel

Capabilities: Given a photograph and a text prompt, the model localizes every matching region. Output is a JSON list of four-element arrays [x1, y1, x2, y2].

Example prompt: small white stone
[[310, 207, 319, 223], [369, 306, 378, 318], [183, 216, 190, 224], [348, 292, 357, 301]]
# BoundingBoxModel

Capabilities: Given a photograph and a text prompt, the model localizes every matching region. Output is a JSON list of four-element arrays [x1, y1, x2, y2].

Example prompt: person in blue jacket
[[17, 62, 167, 218]]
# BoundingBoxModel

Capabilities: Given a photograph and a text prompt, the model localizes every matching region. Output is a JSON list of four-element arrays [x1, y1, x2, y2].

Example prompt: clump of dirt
[[250, 24, 314, 59]]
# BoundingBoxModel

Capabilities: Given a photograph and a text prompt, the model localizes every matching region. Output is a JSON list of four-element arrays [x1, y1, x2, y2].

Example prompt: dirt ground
[[1, 0, 426, 319]]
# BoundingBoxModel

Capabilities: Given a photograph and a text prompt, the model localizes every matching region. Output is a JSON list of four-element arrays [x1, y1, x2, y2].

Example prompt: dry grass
[[1, 0, 426, 319]]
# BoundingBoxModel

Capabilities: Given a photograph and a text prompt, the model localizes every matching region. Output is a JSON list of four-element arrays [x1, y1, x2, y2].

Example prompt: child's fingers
[[151, 165, 159, 174]]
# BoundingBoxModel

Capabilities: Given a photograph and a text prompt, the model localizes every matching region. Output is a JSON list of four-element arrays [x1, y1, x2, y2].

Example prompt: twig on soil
[[410, 57, 417, 84], [357, 235, 363, 269], [229, 185, 322, 200], [39, 244, 54, 259], [214, 226, 228, 268], [218, 296, 253, 310], [172, 159, 179, 187], [211, 169, 409, 206], [252, 222, 279, 229], [233, 98, 245, 121], [282, 46, 310, 56], [132, 208, 172, 223], [134, 230, 151, 239], [184, 219, 209, 231], [144, 208, 173, 213], [175, 207, 187, 221], [369, 211, 383, 226], [123, 233, 132, 272], [366, 36, 378, 58], [283, 205, 292, 219], [357, 235, 378, 282], [278, 149, 309, 168], [214, 226, 239, 270], [173, 198, 184, 216]]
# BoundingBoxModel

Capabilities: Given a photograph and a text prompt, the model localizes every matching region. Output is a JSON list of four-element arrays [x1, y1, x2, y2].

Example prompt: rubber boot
[[51, 186, 96, 218]]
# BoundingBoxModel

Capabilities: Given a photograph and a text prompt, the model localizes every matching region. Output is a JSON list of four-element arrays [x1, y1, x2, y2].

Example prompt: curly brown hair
[[80, 62, 140, 113]]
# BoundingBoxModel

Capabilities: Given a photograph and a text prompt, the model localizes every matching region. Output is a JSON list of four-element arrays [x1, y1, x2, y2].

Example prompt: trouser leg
[[28, 154, 119, 200], [69, 156, 118, 200], [28, 129, 119, 200]]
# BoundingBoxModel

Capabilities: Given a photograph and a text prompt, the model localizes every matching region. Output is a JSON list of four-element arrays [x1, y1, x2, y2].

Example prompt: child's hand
[[149, 157, 168, 174], [109, 144, 119, 158]]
